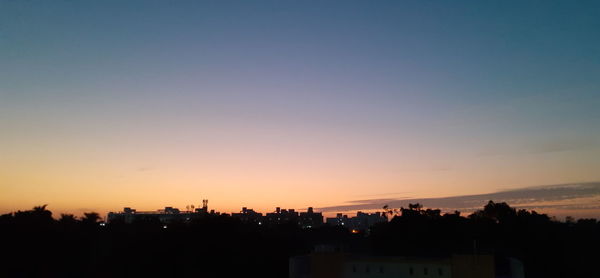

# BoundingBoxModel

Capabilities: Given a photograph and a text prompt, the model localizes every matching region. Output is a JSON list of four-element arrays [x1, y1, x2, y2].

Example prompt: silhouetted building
[[229, 206, 323, 227], [231, 207, 263, 224], [163, 206, 180, 214], [107, 204, 212, 224], [326, 211, 386, 231], [109, 205, 323, 227], [327, 213, 350, 227], [299, 207, 324, 228], [265, 207, 299, 226]]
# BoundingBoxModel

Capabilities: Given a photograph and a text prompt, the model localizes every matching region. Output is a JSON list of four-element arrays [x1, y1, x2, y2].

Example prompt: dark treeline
[[1, 201, 599, 278]]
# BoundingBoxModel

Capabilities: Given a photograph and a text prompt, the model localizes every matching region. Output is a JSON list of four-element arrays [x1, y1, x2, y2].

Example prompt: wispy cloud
[[478, 136, 599, 157], [525, 137, 597, 154], [351, 192, 412, 198], [319, 182, 600, 215]]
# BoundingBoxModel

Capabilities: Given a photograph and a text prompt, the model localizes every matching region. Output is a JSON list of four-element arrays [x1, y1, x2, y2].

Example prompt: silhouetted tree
[[59, 213, 78, 223], [81, 212, 101, 225]]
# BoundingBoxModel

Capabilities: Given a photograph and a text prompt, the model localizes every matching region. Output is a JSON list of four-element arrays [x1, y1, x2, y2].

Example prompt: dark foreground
[[1, 201, 599, 278]]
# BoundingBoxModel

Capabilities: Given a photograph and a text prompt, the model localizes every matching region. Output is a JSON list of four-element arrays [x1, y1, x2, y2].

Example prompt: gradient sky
[[1, 1, 599, 217]]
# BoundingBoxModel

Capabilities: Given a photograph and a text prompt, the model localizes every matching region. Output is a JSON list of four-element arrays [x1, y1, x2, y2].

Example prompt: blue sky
[[1, 1, 599, 216]]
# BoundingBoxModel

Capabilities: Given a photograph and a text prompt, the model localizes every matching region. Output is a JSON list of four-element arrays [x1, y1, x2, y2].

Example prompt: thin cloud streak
[[319, 182, 600, 214]]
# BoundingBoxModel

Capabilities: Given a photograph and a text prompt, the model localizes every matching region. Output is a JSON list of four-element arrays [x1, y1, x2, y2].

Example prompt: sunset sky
[[1, 1, 599, 218]]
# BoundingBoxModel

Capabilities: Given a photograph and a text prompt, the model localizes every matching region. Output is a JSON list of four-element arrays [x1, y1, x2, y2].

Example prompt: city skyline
[[4, 181, 600, 219], [2, 1, 600, 218]]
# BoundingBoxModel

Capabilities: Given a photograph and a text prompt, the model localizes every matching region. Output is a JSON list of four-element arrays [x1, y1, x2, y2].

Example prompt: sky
[[1, 0, 599, 218]]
